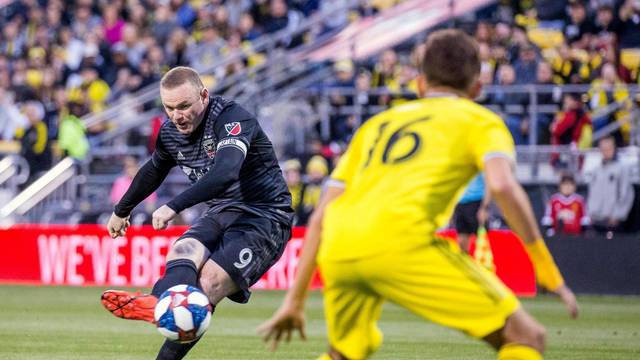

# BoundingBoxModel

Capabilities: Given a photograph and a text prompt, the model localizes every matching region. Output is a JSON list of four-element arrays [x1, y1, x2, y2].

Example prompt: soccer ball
[[154, 284, 213, 343]]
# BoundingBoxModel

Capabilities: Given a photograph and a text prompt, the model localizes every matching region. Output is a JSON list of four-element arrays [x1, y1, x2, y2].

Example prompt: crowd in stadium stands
[[311, 0, 640, 154], [0, 0, 404, 185], [282, 0, 640, 228]]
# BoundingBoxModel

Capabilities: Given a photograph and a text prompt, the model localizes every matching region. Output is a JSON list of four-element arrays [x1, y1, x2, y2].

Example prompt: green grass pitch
[[0, 285, 639, 359]]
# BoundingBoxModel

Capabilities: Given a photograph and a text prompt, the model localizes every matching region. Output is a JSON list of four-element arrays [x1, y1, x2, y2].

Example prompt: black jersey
[[115, 96, 293, 225]]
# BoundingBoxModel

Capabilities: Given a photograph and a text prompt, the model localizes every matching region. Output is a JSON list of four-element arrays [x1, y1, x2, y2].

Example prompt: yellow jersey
[[319, 96, 515, 262]]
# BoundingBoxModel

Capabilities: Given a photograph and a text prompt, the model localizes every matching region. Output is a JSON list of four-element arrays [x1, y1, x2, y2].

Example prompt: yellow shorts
[[317, 238, 520, 359]]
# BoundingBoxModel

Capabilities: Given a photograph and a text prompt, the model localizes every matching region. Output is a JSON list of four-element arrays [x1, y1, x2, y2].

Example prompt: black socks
[[151, 259, 198, 298]]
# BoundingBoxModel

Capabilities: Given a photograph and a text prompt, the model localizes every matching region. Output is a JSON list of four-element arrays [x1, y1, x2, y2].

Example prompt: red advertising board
[[0, 225, 535, 296]]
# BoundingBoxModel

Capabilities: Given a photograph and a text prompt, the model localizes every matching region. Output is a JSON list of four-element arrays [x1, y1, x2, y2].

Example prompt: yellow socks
[[498, 343, 543, 360]]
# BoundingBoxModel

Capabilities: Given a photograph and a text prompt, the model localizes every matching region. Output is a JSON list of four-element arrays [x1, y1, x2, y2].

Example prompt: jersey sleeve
[[213, 104, 257, 159], [469, 113, 515, 170], [151, 130, 177, 169]]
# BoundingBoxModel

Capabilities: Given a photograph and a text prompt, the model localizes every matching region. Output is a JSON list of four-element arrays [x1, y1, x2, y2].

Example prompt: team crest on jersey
[[225, 122, 241, 136], [203, 138, 216, 158]]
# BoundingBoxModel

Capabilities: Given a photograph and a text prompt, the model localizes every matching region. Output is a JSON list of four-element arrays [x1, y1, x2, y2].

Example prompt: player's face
[[161, 83, 208, 135]]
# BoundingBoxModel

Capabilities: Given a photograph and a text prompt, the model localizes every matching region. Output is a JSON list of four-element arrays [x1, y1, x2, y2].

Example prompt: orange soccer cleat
[[101, 289, 158, 324]]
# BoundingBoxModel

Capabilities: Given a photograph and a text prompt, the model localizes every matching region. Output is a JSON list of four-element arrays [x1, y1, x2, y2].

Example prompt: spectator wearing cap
[[542, 173, 589, 235], [563, 0, 596, 48], [300, 155, 328, 224], [587, 136, 635, 235]]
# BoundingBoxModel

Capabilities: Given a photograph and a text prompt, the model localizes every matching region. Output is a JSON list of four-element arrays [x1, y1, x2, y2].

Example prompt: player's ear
[[468, 77, 482, 100], [416, 74, 427, 97], [201, 87, 209, 103]]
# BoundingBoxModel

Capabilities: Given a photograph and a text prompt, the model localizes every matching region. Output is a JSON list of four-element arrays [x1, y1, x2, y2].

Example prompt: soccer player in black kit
[[101, 66, 293, 360]]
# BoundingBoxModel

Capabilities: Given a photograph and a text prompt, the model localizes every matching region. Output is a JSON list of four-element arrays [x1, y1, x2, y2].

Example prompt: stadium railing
[[0, 155, 29, 190], [301, 84, 640, 146], [0, 157, 78, 226], [0, 155, 29, 214]]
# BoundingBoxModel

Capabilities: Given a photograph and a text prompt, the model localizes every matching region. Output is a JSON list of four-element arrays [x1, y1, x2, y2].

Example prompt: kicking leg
[[151, 237, 210, 297], [101, 237, 209, 323]]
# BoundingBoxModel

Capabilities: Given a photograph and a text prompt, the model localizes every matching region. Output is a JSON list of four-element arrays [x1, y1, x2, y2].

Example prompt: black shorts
[[453, 200, 482, 235], [179, 209, 292, 303]]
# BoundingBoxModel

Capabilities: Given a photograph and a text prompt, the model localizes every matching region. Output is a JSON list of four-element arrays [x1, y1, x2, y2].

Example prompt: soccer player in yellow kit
[[258, 29, 578, 360]]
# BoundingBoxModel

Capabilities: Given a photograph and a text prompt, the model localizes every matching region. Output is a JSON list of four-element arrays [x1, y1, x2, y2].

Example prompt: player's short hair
[[160, 66, 205, 91], [421, 29, 480, 92]]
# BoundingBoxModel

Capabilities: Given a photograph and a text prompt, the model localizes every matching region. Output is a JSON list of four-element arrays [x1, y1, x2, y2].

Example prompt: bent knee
[[167, 238, 206, 264]]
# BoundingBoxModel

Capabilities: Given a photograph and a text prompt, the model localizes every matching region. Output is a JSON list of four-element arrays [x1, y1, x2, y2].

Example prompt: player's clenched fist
[[107, 213, 130, 238], [152, 205, 177, 230]]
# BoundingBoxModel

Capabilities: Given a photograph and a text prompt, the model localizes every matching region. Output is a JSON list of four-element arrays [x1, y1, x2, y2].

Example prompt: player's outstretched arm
[[484, 156, 579, 319], [257, 185, 344, 351]]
